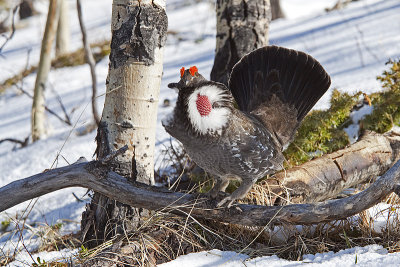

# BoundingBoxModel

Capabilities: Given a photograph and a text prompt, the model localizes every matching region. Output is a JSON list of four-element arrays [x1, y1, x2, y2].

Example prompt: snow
[[158, 245, 398, 267], [1, 0, 400, 265], [343, 103, 374, 143], [270, 0, 400, 110], [8, 248, 78, 267], [280, 0, 338, 19]]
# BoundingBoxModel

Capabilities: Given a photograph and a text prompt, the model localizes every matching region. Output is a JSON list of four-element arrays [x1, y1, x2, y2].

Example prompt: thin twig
[[11, 218, 37, 266], [15, 84, 72, 126], [100, 145, 129, 165], [0, 5, 18, 54], [49, 83, 72, 125], [76, 0, 100, 125], [0, 137, 29, 147]]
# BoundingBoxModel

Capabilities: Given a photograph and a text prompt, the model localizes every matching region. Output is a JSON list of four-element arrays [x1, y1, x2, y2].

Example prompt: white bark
[[101, 0, 167, 183], [31, 0, 60, 142], [261, 131, 400, 204], [80, 0, 168, 245], [56, 0, 70, 56], [102, 49, 164, 184]]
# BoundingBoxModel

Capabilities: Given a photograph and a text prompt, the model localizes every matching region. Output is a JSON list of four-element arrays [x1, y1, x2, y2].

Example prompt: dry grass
[[71, 199, 400, 266], [67, 158, 400, 266], [3, 177, 400, 266], [112, 142, 400, 265], [0, 215, 81, 266], [3, 134, 400, 266]]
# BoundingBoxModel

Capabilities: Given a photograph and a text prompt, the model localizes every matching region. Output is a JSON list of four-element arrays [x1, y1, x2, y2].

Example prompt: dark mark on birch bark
[[333, 159, 346, 181], [110, 3, 167, 68]]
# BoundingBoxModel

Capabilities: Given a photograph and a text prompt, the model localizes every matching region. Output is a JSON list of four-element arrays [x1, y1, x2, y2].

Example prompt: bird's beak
[[168, 70, 206, 92], [168, 82, 182, 90], [168, 82, 183, 94]]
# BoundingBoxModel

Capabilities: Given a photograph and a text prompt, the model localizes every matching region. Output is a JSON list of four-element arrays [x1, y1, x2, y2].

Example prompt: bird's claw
[[216, 196, 235, 208]]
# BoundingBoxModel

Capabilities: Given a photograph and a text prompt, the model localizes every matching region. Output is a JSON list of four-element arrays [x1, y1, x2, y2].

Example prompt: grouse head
[[167, 66, 234, 135]]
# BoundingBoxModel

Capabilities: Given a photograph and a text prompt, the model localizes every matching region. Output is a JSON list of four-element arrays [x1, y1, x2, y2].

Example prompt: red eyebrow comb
[[189, 66, 198, 76]]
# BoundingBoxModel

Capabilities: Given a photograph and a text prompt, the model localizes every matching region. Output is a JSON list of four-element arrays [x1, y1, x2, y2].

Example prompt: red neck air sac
[[196, 94, 212, 116]]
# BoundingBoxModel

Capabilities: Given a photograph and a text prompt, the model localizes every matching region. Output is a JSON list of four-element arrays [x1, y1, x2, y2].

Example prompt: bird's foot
[[216, 195, 235, 208], [205, 188, 229, 199]]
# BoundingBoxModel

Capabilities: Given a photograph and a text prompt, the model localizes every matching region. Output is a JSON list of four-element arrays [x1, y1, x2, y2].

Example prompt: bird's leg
[[217, 178, 255, 208], [208, 176, 230, 198]]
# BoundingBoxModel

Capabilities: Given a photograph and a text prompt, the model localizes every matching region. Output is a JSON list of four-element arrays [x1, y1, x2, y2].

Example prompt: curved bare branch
[[1, 157, 399, 226]]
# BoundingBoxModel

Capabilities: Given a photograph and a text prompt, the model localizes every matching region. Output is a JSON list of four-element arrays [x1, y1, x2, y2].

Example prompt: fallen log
[[1, 151, 400, 226], [260, 131, 400, 204]]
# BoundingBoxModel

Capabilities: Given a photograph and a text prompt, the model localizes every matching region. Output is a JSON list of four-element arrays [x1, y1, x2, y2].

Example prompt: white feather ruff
[[187, 85, 229, 134]]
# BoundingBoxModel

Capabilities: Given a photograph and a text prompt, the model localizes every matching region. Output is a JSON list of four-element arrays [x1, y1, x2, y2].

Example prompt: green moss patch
[[284, 89, 360, 166], [362, 59, 400, 133], [284, 59, 400, 167]]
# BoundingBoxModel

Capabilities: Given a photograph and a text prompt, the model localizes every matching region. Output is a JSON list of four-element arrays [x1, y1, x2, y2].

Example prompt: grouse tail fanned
[[228, 46, 331, 148]]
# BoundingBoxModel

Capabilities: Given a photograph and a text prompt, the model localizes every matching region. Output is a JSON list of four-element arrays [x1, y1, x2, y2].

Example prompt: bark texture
[[102, 0, 167, 180], [31, 0, 60, 141], [1, 156, 400, 227], [210, 0, 271, 85], [56, 0, 70, 56], [271, 0, 285, 20], [80, 0, 167, 248], [260, 131, 400, 205]]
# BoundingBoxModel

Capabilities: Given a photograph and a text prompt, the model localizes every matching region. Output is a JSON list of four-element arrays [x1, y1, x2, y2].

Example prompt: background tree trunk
[[19, 0, 35, 20], [31, 0, 60, 142], [56, 0, 70, 56], [81, 0, 167, 248], [210, 0, 271, 85], [271, 0, 285, 20]]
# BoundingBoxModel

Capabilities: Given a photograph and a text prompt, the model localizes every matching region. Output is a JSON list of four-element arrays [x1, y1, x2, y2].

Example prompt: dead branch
[[1, 147, 400, 227], [0, 5, 18, 54], [76, 0, 100, 125], [15, 85, 72, 126], [0, 137, 29, 148], [49, 84, 72, 125], [325, 0, 357, 12], [264, 131, 400, 204], [100, 144, 128, 165]]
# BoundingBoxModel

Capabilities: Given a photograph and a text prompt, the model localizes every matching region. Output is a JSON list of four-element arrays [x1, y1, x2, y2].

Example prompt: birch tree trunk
[[56, 0, 70, 56], [210, 0, 271, 85], [31, 0, 60, 142], [81, 0, 167, 247]]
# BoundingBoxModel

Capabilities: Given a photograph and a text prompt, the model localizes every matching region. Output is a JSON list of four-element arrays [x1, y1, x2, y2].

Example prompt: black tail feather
[[228, 46, 331, 147], [229, 46, 331, 121]]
